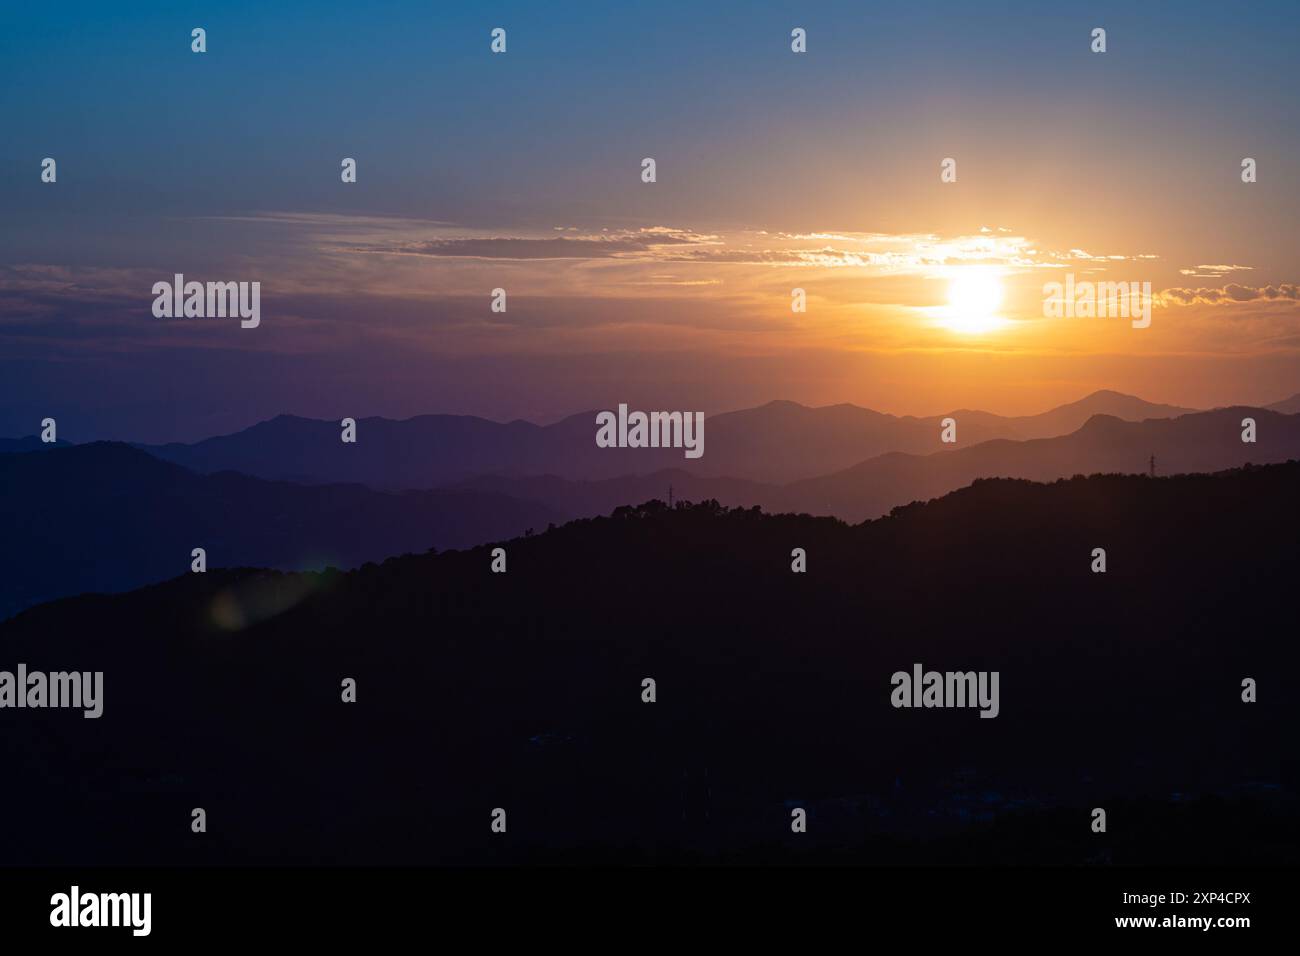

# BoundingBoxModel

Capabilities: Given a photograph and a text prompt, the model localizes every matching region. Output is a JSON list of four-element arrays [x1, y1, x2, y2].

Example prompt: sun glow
[[943, 267, 1007, 334]]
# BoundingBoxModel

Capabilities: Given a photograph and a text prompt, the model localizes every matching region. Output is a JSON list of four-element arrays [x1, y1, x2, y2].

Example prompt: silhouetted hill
[[2, 463, 1295, 865], [137, 390, 1199, 487], [0, 442, 559, 618], [0, 436, 71, 453], [453, 407, 1300, 524], [446, 468, 779, 522]]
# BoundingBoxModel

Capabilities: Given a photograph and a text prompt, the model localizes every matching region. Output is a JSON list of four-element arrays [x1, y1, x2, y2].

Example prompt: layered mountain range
[[3, 390, 1298, 618]]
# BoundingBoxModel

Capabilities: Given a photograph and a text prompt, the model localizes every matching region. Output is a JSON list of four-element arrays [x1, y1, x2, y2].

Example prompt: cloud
[[176, 212, 1167, 282], [1158, 283, 1300, 306], [1178, 264, 1254, 279], [1054, 249, 1161, 262], [356, 229, 715, 261]]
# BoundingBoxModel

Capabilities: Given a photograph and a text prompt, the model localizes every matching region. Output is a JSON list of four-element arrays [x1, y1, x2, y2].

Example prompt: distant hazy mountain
[[972, 389, 1196, 440], [453, 407, 1300, 524], [139, 390, 1199, 487], [140, 412, 562, 487], [0, 442, 559, 619], [783, 407, 1300, 521], [1266, 393, 1300, 415]]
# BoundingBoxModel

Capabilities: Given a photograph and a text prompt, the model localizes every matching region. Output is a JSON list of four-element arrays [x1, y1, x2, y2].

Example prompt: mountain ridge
[[453, 407, 1300, 523], [0, 441, 560, 620], [128, 389, 1204, 487]]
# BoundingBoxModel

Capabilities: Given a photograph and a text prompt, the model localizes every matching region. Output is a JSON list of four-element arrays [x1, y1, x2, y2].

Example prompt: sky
[[2, 0, 1299, 442]]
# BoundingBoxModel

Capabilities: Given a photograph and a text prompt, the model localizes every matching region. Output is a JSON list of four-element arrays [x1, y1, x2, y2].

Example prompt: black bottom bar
[[0, 864, 1281, 942]]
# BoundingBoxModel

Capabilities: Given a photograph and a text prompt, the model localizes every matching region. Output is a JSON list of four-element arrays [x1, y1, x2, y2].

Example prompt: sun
[[943, 267, 1006, 334]]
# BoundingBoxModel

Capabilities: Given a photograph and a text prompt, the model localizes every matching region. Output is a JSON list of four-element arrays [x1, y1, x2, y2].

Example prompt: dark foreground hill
[[0, 442, 559, 619], [0, 463, 1296, 865]]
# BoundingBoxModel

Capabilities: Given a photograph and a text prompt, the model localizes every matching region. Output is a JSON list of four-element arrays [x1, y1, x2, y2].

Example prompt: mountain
[[138, 390, 1199, 487], [675, 399, 1009, 481], [140, 413, 552, 487], [8, 406, 1287, 619], [989, 388, 1196, 439], [2, 463, 1296, 865], [783, 406, 1300, 521], [453, 407, 1300, 524], [0, 442, 559, 619], [1266, 393, 1300, 415], [0, 436, 71, 453]]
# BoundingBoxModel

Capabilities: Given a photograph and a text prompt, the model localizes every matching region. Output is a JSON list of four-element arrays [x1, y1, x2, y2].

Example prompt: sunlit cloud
[[3, 213, 1298, 368], [1177, 264, 1255, 279], [1158, 283, 1300, 305]]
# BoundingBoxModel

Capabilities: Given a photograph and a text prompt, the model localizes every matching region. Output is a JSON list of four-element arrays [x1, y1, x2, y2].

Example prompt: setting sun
[[944, 267, 1007, 334]]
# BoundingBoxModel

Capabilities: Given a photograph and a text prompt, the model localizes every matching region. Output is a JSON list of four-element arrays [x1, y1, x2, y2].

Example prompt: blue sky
[[5, 0, 1296, 237]]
